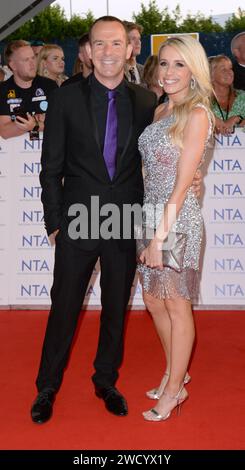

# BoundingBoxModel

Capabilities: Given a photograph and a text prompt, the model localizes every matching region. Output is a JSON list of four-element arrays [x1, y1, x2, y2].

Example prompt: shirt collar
[[90, 73, 127, 96]]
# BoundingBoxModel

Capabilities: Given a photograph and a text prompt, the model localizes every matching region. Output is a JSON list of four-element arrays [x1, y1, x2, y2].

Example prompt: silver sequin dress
[[137, 106, 212, 301]]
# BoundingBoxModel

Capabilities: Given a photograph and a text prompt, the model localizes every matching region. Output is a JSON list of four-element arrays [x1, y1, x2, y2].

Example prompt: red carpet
[[0, 309, 244, 450]]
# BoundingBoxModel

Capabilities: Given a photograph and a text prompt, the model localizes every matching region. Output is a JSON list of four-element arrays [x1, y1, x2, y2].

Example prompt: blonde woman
[[137, 36, 214, 422], [37, 44, 68, 86], [209, 54, 245, 134]]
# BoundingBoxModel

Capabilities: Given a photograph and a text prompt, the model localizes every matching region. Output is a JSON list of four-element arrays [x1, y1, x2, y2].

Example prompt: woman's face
[[45, 49, 65, 77], [211, 59, 234, 87], [158, 45, 192, 101]]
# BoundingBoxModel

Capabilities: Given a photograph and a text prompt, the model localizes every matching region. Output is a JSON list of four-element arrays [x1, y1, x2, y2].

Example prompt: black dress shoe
[[31, 389, 55, 424], [95, 386, 128, 416]]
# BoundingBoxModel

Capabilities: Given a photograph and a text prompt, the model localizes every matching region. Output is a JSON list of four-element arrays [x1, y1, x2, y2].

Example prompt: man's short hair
[[78, 33, 89, 48], [231, 32, 245, 55], [4, 40, 31, 65], [123, 21, 143, 35], [88, 16, 128, 44]]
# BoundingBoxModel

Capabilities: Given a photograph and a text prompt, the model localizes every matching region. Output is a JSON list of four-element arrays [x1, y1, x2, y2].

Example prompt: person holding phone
[[0, 40, 57, 140]]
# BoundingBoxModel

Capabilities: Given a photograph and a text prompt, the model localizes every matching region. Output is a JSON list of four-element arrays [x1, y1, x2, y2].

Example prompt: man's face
[[9, 46, 37, 81], [128, 28, 141, 58], [86, 21, 132, 86], [234, 35, 245, 65], [32, 45, 43, 57]]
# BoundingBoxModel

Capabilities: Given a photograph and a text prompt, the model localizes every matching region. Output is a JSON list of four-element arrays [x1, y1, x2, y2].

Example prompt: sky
[[53, 0, 243, 20]]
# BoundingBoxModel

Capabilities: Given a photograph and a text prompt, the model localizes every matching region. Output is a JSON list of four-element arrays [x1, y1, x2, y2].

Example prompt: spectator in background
[[0, 40, 58, 139], [231, 32, 245, 91], [77, 33, 93, 78], [0, 66, 5, 82], [72, 57, 83, 75], [31, 39, 45, 58], [143, 55, 166, 103], [62, 33, 93, 86], [37, 44, 68, 86], [1, 64, 13, 80], [123, 21, 145, 86], [209, 54, 245, 134]]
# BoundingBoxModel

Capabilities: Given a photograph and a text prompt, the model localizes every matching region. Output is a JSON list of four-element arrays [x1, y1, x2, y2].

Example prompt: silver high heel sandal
[[146, 372, 191, 400], [143, 383, 188, 422]]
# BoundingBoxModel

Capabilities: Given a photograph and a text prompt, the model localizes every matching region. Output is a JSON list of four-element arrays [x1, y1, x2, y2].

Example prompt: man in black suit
[[31, 16, 157, 423], [231, 32, 245, 91], [123, 21, 145, 86]]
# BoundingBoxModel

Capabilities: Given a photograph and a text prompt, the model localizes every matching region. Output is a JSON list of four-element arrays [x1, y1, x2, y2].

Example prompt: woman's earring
[[158, 79, 164, 88], [190, 77, 196, 90]]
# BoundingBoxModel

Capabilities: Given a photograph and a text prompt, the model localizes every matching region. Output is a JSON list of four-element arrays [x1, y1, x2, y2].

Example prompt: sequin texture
[[137, 106, 212, 300]]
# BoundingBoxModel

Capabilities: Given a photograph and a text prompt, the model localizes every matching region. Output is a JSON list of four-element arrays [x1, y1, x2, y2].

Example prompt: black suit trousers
[[36, 234, 136, 392]]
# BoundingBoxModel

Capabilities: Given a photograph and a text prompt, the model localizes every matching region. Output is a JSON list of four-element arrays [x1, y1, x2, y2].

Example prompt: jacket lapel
[[114, 82, 136, 177]]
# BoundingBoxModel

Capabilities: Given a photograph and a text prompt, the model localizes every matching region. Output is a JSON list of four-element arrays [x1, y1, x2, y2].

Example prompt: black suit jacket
[[233, 61, 245, 91], [61, 72, 85, 87], [40, 77, 157, 250]]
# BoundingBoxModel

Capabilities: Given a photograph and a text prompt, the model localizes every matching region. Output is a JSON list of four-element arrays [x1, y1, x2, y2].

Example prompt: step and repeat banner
[[0, 131, 244, 308], [200, 130, 245, 306], [0, 136, 10, 305]]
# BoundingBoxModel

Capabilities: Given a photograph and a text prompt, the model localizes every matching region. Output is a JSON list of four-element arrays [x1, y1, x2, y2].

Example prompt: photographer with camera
[[0, 40, 58, 140]]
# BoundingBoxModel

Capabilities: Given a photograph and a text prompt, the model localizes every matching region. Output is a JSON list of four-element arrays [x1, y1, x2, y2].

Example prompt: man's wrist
[[29, 117, 40, 140], [236, 115, 243, 125]]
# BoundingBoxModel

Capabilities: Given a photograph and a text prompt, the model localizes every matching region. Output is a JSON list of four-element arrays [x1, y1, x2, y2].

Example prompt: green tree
[[179, 14, 223, 33], [224, 8, 245, 31], [7, 20, 33, 41], [7, 5, 66, 41], [133, 1, 224, 34], [65, 12, 94, 39], [160, 7, 179, 33], [133, 0, 174, 35], [6, 5, 94, 42], [172, 5, 182, 28]]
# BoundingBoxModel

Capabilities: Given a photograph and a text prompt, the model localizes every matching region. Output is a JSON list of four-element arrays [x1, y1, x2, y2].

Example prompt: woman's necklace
[[215, 87, 232, 121]]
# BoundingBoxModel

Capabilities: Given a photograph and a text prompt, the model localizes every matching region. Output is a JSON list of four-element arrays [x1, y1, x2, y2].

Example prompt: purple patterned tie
[[103, 90, 117, 180]]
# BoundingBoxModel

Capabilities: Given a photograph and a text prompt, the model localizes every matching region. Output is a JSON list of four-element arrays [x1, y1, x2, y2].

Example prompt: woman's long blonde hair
[[158, 36, 214, 148], [37, 44, 61, 74]]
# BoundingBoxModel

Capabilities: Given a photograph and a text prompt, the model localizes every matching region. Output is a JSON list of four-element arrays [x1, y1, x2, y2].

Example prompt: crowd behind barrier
[[0, 32, 242, 77], [0, 130, 244, 309]]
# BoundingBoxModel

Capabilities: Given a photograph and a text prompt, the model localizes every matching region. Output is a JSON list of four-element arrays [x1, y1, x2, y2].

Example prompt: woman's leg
[[144, 296, 195, 419], [165, 297, 195, 393], [143, 292, 171, 388]]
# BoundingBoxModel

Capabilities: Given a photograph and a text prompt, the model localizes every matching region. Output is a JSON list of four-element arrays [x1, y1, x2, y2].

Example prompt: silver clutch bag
[[162, 232, 187, 272], [136, 228, 187, 273]]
